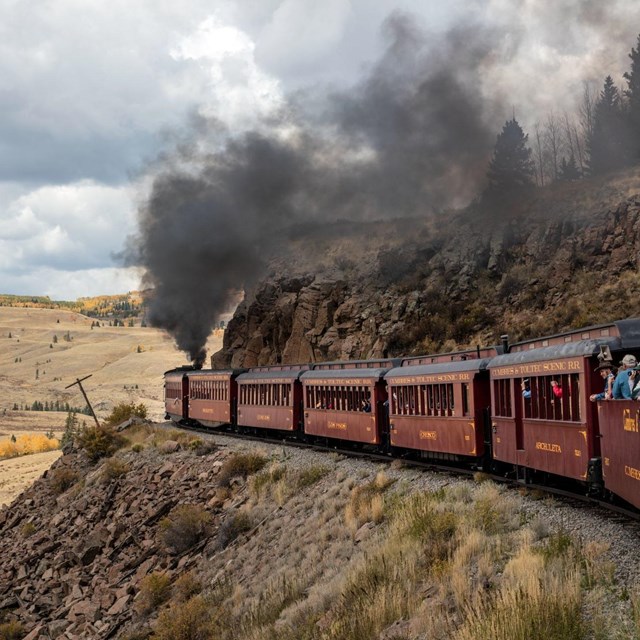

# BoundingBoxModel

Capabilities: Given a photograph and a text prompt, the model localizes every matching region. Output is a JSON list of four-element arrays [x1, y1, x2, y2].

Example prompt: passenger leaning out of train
[[612, 354, 637, 399], [590, 362, 615, 401], [550, 380, 563, 399], [521, 379, 531, 399], [629, 365, 640, 400]]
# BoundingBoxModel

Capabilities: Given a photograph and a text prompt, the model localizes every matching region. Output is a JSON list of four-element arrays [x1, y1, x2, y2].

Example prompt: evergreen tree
[[559, 154, 581, 181], [624, 33, 640, 161], [485, 118, 535, 198], [587, 76, 630, 174]]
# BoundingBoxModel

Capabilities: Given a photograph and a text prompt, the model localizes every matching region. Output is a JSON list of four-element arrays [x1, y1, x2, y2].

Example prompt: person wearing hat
[[590, 362, 615, 402], [612, 354, 637, 399]]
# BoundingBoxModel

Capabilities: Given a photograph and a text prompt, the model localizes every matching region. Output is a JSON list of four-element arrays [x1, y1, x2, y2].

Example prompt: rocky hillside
[[214, 170, 640, 367], [1, 424, 640, 639]]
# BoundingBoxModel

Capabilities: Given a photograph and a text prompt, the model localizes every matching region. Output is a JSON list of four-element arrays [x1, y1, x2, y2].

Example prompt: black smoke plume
[[125, 8, 638, 363]]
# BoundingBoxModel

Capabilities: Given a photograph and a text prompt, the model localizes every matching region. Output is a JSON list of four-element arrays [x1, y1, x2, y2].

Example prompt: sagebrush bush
[[20, 522, 36, 538], [76, 425, 125, 461], [135, 572, 172, 615], [173, 572, 203, 603], [216, 511, 253, 550], [104, 402, 148, 426], [101, 457, 130, 483], [152, 595, 214, 640], [217, 452, 267, 487], [159, 505, 212, 554], [0, 621, 24, 640], [49, 467, 79, 494]]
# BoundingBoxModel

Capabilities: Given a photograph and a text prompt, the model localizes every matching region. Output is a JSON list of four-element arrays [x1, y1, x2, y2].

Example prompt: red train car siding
[[490, 356, 597, 480], [237, 381, 302, 431], [387, 372, 488, 456], [188, 374, 237, 427], [164, 373, 188, 422], [598, 401, 640, 510], [302, 380, 385, 444]]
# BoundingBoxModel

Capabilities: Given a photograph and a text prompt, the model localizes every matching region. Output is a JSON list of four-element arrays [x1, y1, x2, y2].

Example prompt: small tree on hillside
[[484, 118, 536, 200], [624, 33, 640, 161]]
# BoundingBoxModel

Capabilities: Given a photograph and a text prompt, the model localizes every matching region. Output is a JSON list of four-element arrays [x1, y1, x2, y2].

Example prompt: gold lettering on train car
[[604, 457, 610, 466], [624, 465, 640, 481], [328, 421, 348, 430], [464, 435, 470, 441], [574, 449, 581, 457], [419, 431, 437, 440], [623, 408, 639, 432], [496, 437, 501, 443], [535, 441, 562, 453], [202, 408, 214, 414], [256, 415, 271, 421]]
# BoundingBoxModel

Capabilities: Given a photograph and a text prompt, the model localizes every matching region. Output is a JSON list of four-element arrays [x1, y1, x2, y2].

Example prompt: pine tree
[[624, 33, 640, 161], [588, 76, 630, 174], [559, 154, 581, 181], [485, 118, 535, 198]]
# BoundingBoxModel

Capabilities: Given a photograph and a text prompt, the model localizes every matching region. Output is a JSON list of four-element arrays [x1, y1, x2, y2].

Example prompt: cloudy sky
[[2, 0, 639, 300]]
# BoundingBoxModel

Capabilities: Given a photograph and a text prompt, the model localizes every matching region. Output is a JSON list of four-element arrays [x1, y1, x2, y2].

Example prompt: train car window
[[493, 379, 512, 417], [521, 374, 581, 422], [462, 383, 469, 416]]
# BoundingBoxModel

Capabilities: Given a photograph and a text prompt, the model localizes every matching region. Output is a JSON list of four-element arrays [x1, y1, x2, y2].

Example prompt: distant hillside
[[0, 292, 146, 320], [0, 307, 223, 426]]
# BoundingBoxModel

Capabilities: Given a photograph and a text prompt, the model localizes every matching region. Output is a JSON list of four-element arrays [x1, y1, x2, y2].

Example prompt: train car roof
[[163, 366, 198, 375], [386, 358, 493, 379], [311, 358, 402, 370], [488, 337, 621, 368], [237, 369, 308, 382], [301, 368, 390, 382], [186, 368, 247, 377]]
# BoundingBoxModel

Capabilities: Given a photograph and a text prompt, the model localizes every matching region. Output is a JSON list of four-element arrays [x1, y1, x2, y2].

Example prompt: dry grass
[[159, 505, 212, 554]]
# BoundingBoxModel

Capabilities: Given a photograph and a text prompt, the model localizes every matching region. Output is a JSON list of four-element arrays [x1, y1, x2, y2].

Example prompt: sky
[[2, 0, 640, 300]]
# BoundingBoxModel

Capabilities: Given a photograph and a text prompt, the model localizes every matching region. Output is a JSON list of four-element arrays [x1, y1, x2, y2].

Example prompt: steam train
[[164, 318, 640, 512]]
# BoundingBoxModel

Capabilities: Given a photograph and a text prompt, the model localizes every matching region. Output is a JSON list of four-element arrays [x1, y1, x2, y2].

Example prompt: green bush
[[77, 425, 125, 462], [104, 402, 148, 427], [159, 505, 212, 554], [216, 511, 253, 550]]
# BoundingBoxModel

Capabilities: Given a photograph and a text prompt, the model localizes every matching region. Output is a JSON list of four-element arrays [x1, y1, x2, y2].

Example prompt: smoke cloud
[[126, 7, 640, 363]]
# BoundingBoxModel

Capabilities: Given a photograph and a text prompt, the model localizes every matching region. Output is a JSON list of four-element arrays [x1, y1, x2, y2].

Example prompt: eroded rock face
[[213, 194, 640, 366]]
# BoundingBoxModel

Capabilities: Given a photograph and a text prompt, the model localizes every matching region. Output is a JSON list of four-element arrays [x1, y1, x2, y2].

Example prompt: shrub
[[217, 452, 267, 487], [20, 522, 36, 538], [49, 467, 79, 494], [216, 511, 253, 550], [101, 458, 130, 483], [131, 443, 144, 453], [152, 595, 214, 640], [0, 621, 24, 640], [136, 572, 172, 615], [173, 572, 202, 603], [77, 425, 125, 462], [159, 505, 212, 554], [295, 464, 329, 489], [104, 402, 148, 427]]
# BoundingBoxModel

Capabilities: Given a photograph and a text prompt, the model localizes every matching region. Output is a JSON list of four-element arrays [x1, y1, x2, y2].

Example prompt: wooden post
[[65, 374, 101, 428]]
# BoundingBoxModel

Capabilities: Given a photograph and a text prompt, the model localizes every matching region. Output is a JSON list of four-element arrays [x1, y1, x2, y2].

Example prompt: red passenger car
[[164, 368, 190, 423], [384, 358, 492, 461], [186, 369, 243, 428], [301, 369, 389, 445], [236, 366, 309, 432], [488, 332, 623, 482]]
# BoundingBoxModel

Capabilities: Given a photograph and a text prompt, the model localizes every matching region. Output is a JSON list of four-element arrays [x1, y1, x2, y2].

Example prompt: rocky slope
[[214, 170, 640, 367]]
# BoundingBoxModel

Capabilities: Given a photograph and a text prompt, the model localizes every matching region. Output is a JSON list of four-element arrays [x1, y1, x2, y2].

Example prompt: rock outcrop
[[214, 185, 640, 367], [0, 437, 237, 639]]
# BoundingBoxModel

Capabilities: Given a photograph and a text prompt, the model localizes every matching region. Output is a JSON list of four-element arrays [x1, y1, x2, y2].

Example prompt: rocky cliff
[[214, 170, 640, 367]]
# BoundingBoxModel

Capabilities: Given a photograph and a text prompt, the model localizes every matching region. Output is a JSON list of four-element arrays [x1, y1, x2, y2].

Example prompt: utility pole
[[65, 374, 101, 428]]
